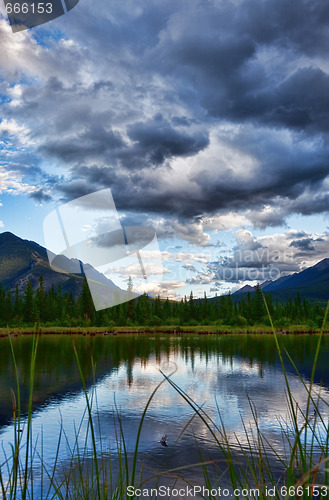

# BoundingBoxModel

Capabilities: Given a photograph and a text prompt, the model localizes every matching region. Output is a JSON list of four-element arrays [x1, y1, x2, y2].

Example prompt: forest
[[0, 276, 325, 329]]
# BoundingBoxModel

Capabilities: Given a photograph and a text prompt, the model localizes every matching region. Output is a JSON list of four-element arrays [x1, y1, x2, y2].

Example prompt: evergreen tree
[[13, 285, 22, 324], [36, 275, 46, 322], [80, 277, 95, 322], [24, 279, 34, 323], [252, 284, 265, 322], [163, 297, 171, 323], [126, 276, 136, 322], [3, 289, 11, 324], [189, 291, 194, 320], [226, 292, 233, 323], [136, 293, 150, 324]]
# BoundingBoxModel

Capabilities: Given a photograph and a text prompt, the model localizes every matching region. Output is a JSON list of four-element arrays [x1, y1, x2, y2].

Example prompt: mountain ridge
[[0, 231, 123, 299], [233, 258, 329, 302]]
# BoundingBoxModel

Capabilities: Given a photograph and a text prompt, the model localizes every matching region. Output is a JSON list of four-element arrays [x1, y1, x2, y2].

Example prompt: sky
[[0, 0, 329, 299]]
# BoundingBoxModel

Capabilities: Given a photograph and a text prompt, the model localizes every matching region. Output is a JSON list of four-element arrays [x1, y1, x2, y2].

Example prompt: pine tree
[[126, 276, 136, 322], [189, 291, 194, 320], [4, 289, 11, 324], [24, 279, 34, 323], [226, 292, 233, 323], [0, 284, 5, 325], [252, 284, 264, 323], [13, 285, 22, 324], [163, 298, 171, 323], [36, 275, 46, 323], [136, 294, 148, 324], [80, 276, 95, 323]]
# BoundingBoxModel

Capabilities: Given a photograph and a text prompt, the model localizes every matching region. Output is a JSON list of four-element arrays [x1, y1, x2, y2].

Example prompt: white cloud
[[134, 280, 186, 300], [186, 271, 215, 285], [0, 18, 84, 84], [0, 118, 30, 145], [142, 250, 210, 264], [0, 165, 40, 195], [202, 212, 249, 231], [110, 262, 172, 278], [149, 217, 211, 246]]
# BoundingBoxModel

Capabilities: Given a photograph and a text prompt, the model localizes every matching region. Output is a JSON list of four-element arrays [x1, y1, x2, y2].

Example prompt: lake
[[1, 333, 329, 498]]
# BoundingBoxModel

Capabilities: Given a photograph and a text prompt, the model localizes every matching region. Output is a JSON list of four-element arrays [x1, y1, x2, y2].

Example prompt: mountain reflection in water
[[0, 333, 329, 494]]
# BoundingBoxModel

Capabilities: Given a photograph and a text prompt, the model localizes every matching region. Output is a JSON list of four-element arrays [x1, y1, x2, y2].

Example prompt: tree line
[[0, 277, 325, 329]]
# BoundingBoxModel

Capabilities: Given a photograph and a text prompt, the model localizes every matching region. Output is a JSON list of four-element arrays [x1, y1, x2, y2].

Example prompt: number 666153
[[5, 3, 53, 14]]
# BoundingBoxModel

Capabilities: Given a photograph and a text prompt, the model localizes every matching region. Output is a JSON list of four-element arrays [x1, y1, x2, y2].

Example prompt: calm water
[[1, 333, 329, 497]]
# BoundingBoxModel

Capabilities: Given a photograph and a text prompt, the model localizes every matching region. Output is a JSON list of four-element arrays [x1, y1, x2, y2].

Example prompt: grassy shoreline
[[0, 324, 328, 337]]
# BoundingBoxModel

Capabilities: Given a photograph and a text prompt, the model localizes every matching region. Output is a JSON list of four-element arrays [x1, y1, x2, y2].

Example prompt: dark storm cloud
[[289, 239, 316, 252], [186, 127, 329, 217], [41, 124, 125, 163], [265, 68, 329, 132], [58, 178, 99, 202], [290, 192, 329, 216], [246, 208, 287, 229], [29, 189, 52, 203], [211, 67, 329, 133], [36, 91, 208, 168], [51, 128, 329, 220], [150, 0, 329, 131], [55, 163, 182, 215], [244, 0, 329, 56], [3, 0, 329, 228], [127, 117, 209, 165]]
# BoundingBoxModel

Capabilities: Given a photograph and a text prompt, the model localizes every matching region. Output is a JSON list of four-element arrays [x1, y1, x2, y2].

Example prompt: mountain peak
[[234, 280, 272, 295], [0, 231, 123, 300], [312, 258, 329, 272], [0, 231, 21, 241]]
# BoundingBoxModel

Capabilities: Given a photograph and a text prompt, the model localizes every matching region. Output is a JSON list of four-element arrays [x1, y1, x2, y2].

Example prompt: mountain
[[234, 280, 272, 294], [263, 258, 329, 301], [0, 231, 124, 299], [263, 259, 329, 292], [261, 274, 292, 291], [233, 258, 329, 302]]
